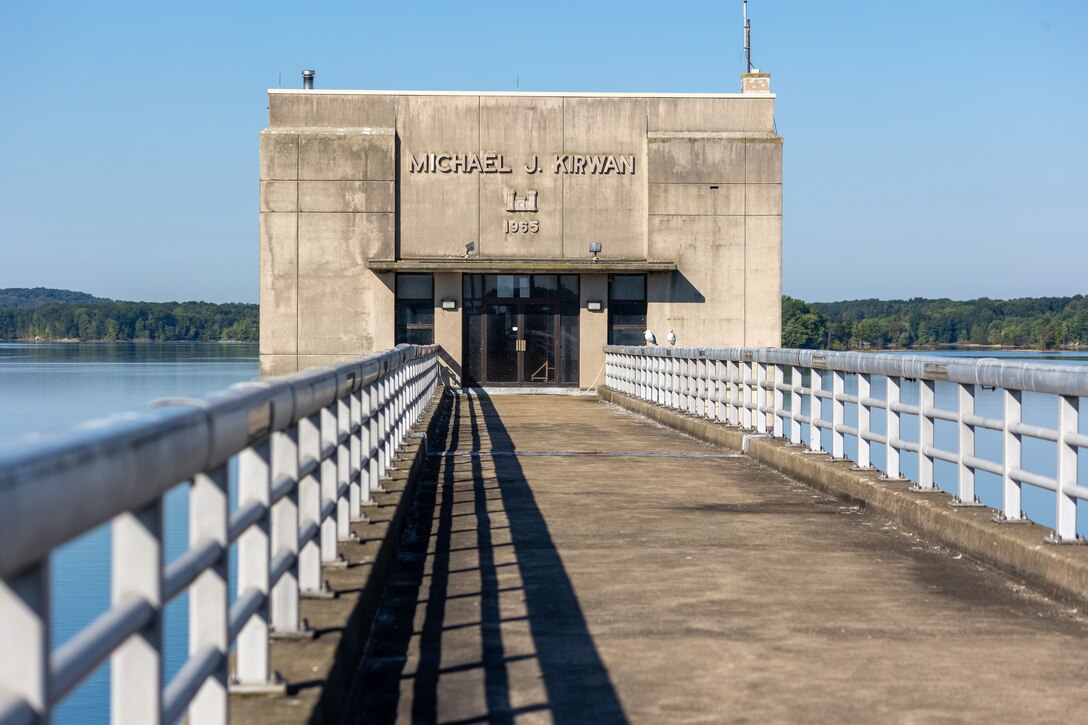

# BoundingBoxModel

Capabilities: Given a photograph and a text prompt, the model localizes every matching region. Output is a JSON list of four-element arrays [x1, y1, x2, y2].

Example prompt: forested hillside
[[0, 289, 258, 341], [0, 287, 108, 308], [783, 295, 1088, 350]]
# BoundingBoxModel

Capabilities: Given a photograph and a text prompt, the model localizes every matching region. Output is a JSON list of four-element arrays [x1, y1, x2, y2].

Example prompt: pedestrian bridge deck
[[344, 393, 1088, 723]]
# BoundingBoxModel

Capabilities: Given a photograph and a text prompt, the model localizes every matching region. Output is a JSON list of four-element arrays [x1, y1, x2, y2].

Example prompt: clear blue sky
[[1, 1, 1085, 303]]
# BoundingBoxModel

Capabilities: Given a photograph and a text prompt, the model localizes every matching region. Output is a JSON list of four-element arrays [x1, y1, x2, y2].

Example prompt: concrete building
[[259, 73, 782, 387]]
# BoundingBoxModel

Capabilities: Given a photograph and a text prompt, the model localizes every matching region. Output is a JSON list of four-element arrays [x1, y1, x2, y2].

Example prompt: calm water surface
[[0, 343, 258, 723], [1, 343, 1086, 722]]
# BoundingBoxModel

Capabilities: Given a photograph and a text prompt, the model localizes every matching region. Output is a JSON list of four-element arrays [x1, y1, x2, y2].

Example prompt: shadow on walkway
[[343, 391, 627, 724]]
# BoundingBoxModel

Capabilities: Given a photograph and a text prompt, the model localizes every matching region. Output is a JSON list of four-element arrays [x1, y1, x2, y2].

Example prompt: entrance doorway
[[463, 274, 579, 386]]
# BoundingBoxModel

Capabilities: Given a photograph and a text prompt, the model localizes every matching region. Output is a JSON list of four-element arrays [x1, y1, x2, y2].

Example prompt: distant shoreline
[[4, 338, 257, 344]]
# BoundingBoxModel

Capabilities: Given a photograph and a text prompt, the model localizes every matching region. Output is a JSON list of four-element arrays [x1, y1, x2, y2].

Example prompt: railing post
[[236, 440, 273, 687], [956, 383, 976, 504], [790, 365, 803, 445], [857, 373, 872, 468], [298, 414, 323, 593], [1051, 395, 1079, 542], [377, 373, 390, 479], [832, 369, 845, 458], [320, 403, 340, 561], [189, 464, 229, 725], [1001, 389, 1023, 521], [809, 368, 822, 452], [270, 426, 303, 633], [712, 359, 723, 422], [367, 380, 381, 496], [687, 357, 697, 415], [349, 381, 363, 519], [335, 394, 351, 541], [886, 376, 902, 478], [111, 499, 163, 724], [0, 561, 50, 723], [755, 362, 768, 433], [741, 360, 753, 429], [773, 364, 785, 438], [918, 379, 936, 490]]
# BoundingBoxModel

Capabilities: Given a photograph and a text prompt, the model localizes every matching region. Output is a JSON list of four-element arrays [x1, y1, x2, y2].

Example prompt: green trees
[[0, 289, 259, 342], [782, 295, 1088, 350]]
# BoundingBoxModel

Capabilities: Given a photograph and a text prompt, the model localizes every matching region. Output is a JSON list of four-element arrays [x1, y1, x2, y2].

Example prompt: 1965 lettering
[[504, 220, 539, 234]]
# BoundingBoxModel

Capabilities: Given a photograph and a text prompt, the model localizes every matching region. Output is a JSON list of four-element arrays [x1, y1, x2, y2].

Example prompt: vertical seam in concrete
[[296, 135, 301, 368], [742, 139, 747, 347], [561, 97, 565, 259], [477, 96, 482, 256]]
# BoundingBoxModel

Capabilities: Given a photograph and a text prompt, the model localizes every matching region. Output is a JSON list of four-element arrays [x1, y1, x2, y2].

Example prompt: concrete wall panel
[[433, 272, 463, 387], [562, 98, 647, 259], [479, 96, 564, 259], [299, 181, 395, 213], [398, 96, 481, 258], [298, 132, 395, 181], [745, 183, 782, 216], [647, 138, 745, 184], [647, 215, 746, 346], [269, 93, 396, 128], [647, 97, 775, 133], [579, 274, 608, 387], [745, 139, 783, 184], [260, 181, 298, 213], [649, 183, 744, 216], [260, 132, 298, 181], [745, 215, 783, 346], [259, 212, 297, 358]]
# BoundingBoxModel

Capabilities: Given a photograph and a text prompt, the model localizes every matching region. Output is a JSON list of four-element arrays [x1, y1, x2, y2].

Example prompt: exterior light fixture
[[588, 241, 602, 262], [586, 300, 603, 312], [441, 298, 458, 311], [464, 241, 476, 259]]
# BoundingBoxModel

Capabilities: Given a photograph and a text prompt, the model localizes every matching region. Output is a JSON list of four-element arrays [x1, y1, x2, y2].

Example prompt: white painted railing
[[0, 344, 439, 725], [605, 345, 1088, 542]]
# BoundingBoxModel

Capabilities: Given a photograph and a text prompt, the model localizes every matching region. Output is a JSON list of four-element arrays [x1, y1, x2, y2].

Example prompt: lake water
[[0, 343, 1086, 722]]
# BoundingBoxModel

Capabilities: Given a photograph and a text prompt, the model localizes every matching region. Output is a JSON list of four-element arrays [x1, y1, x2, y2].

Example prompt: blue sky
[[0, 0, 1085, 303]]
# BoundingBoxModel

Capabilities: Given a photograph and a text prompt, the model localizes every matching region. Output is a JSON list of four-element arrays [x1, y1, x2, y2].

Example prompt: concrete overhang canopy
[[367, 259, 677, 273]]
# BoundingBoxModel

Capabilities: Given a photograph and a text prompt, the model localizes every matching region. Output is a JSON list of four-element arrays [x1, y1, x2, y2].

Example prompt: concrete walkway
[[344, 393, 1088, 724]]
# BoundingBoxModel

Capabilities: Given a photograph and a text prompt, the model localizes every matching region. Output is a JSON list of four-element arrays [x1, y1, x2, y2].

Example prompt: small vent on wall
[[709, 185, 719, 190]]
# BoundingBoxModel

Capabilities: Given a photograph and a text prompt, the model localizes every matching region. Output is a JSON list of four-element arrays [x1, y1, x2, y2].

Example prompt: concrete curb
[[232, 386, 447, 725], [598, 386, 1088, 609]]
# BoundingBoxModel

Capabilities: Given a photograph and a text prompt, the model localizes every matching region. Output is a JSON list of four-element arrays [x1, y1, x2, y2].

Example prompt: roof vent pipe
[[302, 70, 315, 90]]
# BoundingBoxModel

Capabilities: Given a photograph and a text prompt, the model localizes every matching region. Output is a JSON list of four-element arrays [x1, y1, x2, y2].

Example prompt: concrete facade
[[260, 77, 782, 384]]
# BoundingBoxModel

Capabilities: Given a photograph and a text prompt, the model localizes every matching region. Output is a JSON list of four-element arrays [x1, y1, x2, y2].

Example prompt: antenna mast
[[743, 0, 752, 72]]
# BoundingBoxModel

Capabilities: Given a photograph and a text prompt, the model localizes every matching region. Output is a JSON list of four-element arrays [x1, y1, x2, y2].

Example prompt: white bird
[[666, 330, 677, 346], [643, 329, 656, 345]]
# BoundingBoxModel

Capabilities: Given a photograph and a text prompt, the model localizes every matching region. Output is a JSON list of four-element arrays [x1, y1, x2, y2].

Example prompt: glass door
[[484, 303, 518, 383], [521, 303, 556, 383], [462, 274, 579, 386]]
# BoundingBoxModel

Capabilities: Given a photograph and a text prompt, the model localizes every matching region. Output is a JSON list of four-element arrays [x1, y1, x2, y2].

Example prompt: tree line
[[0, 290, 258, 342], [783, 295, 1088, 350]]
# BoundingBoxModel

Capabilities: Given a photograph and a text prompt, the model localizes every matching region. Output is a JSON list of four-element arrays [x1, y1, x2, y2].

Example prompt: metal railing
[[605, 345, 1088, 542], [0, 344, 440, 724]]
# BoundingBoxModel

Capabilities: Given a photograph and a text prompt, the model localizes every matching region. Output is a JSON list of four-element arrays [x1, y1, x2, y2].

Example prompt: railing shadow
[[344, 390, 627, 724]]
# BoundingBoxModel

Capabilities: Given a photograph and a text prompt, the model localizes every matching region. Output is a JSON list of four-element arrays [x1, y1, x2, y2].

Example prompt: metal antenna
[[743, 0, 752, 73]]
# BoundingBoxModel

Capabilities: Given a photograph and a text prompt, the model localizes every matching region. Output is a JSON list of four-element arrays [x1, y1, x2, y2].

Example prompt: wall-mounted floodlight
[[464, 241, 476, 259], [441, 298, 458, 311], [587, 300, 603, 312], [588, 241, 602, 262]]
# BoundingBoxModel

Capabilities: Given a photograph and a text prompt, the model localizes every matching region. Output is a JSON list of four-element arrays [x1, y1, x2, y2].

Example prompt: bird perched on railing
[[644, 329, 656, 345], [666, 330, 677, 346]]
